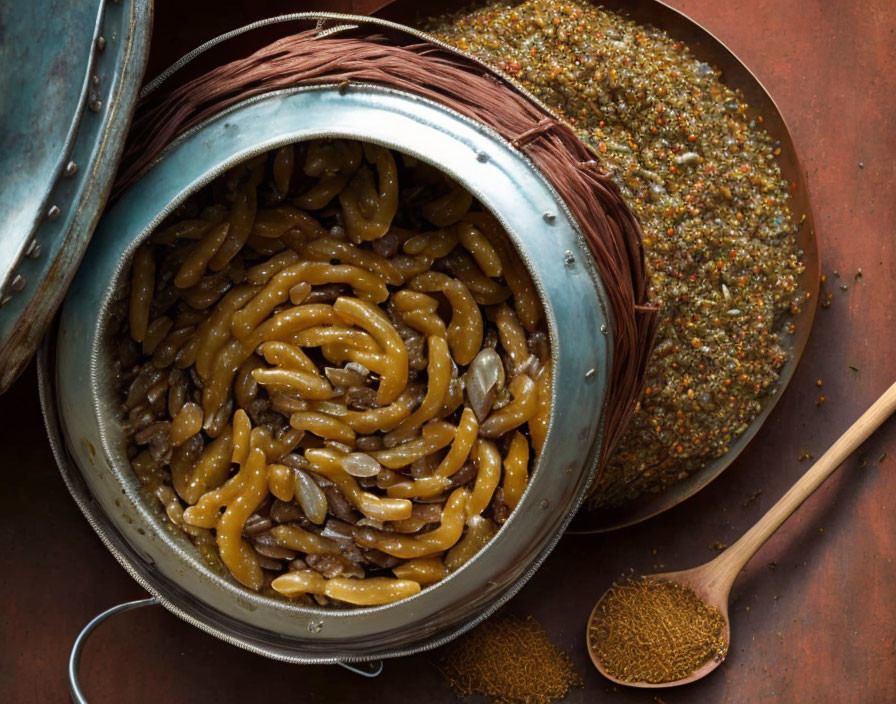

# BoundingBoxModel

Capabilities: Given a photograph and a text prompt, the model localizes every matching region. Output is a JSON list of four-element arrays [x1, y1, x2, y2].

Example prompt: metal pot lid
[[0, 0, 152, 393]]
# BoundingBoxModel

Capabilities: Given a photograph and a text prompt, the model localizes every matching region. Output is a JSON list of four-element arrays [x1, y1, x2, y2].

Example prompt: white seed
[[340, 452, 383, 478], [293, 469, 328, 524], [464, 348, 505, 421]]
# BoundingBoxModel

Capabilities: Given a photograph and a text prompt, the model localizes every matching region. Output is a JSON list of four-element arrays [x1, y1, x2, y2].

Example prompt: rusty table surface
[[2, 1, 895, 702]]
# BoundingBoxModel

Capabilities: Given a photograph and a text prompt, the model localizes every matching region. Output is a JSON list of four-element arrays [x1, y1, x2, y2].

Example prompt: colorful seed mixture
[[429, 0, 808, 507]]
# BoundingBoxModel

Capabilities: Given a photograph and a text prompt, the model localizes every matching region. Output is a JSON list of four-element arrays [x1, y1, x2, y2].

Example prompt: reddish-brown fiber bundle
[[115, 15, 657, 475]]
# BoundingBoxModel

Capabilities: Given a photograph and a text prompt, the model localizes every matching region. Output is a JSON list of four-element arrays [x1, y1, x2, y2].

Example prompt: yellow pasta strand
[[174, 427, 233, 506], [402, 229, 458, 258], [457, 221, 502, 277], [339, 146, 398, 242], [271, 571, 420, 606], [408, 271, 482, 365], [492, 303, 529, 370], [233, 263, 387, 340], [258, 340, 318, 374], [392, 557, 447, 586], [338, 383, 424, 434], [270, 524, 340, 554], [480, 374, 538, 438], [435, 407, 479, 477], [215, 442, 267, 590], [128, 245, 155, 343], [529, 359, 553, 454], [371, 421, 456, 469], [194, 284, 260, 379], [391, 336, 452, 435], [502, 432, 530, 510], [333, 296, 408, 405], [467, 438, 501, 518], [244, 304, 338, 349], [289, 411, 356, 444], [170, 402, 203, 446], [355, 489, 469, 558], [251, 367, 336, 400], [231, 409, 251, 466], [465, 212, 542, 331], [302, 237, 402, 285], [386, 475, 451, 499], [174, 222, 229, 289], [422, 184, 473, 227]]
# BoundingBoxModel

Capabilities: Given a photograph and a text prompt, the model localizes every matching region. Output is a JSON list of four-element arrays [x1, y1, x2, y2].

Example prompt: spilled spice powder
[[589, 577, 728, 684], [439, 612, 582, 704]]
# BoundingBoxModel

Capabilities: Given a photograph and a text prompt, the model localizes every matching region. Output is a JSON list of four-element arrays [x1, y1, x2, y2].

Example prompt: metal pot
[[41, 81, 613, 663]]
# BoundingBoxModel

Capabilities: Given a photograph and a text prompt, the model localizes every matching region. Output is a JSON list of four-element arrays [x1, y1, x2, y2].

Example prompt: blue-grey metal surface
[[46, 83, 613, 662], [0, 0, 152, 393]]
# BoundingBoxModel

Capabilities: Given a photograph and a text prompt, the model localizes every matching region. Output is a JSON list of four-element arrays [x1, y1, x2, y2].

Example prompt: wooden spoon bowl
[[587, 380, 896, 687]]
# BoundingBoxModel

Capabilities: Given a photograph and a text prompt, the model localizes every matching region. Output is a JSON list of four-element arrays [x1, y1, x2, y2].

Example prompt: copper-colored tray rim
[[377, 0, 821, 532]]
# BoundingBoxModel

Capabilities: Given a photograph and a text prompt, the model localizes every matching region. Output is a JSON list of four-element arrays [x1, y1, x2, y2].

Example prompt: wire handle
[[69, 597, 160, 704], [69, 597, 383, 702]]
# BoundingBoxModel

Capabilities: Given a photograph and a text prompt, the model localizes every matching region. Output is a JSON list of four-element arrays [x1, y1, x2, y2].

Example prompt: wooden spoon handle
[[710, 379, 896, 589]]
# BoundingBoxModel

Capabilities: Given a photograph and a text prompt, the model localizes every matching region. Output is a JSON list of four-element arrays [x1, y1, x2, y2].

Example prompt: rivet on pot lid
[[64, 161, 78, 177], [25, 240, 42, 258], [543, 211, 557, 223], [477, 152, 489, 163], [46, 205, 61, 221], [563, 250, 575, 267]]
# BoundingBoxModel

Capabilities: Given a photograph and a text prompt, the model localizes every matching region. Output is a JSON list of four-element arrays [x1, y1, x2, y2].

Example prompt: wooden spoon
[[587, 380, 896, 688]]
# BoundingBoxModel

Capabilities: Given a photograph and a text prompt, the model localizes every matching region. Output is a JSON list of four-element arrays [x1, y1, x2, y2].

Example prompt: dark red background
[[2, 1, 894, 702]]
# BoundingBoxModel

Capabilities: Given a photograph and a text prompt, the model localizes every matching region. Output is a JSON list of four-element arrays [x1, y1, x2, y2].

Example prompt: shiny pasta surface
[[116, 140, 551, 607]]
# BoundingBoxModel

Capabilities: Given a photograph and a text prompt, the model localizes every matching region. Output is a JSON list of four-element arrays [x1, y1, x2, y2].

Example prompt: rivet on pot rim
[[8, 274, 26, 293], [88, 96, 103, 113], [64, 160, 78, 177], [96, 35, 106, 52], [308, 620, 324, 633], [563, 250, 575, 267], [600, 323, 608, 335], [476, 152, 489, 163], [91, 74, 100, 87], [585, 368, 596, 379], [46, 205, 61, 221], [540, 499, 550, 510], [543, 211, 557, 224]]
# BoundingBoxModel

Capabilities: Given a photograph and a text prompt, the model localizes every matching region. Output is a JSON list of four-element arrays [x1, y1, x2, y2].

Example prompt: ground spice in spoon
[[589, 576, 728, 684], [438, 612, 582, 704]]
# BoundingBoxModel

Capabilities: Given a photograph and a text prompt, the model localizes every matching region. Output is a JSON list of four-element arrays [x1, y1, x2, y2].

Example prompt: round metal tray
[[378, 0, 820, 532]]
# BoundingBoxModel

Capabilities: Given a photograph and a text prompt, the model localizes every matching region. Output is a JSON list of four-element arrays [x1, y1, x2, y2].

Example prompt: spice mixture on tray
[[429, 0, 807, 507]]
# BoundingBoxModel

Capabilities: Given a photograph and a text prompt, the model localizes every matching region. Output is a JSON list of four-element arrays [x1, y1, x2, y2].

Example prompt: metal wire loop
[[69, 597, 382, 702]]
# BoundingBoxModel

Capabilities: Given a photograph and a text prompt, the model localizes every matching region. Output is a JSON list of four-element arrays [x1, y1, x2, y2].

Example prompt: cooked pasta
[[116, 139, 553, 607]]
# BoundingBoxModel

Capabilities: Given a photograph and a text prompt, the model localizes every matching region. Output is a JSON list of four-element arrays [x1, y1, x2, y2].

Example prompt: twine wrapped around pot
[[115, 14, 658, 484]]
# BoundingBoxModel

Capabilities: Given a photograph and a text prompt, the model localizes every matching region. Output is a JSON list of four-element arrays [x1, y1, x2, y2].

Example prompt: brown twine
[[114, 19, 658, 470]]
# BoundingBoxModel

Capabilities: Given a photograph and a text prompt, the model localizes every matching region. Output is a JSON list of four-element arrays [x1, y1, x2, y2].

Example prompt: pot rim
[[46, 83, 612, 662]]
